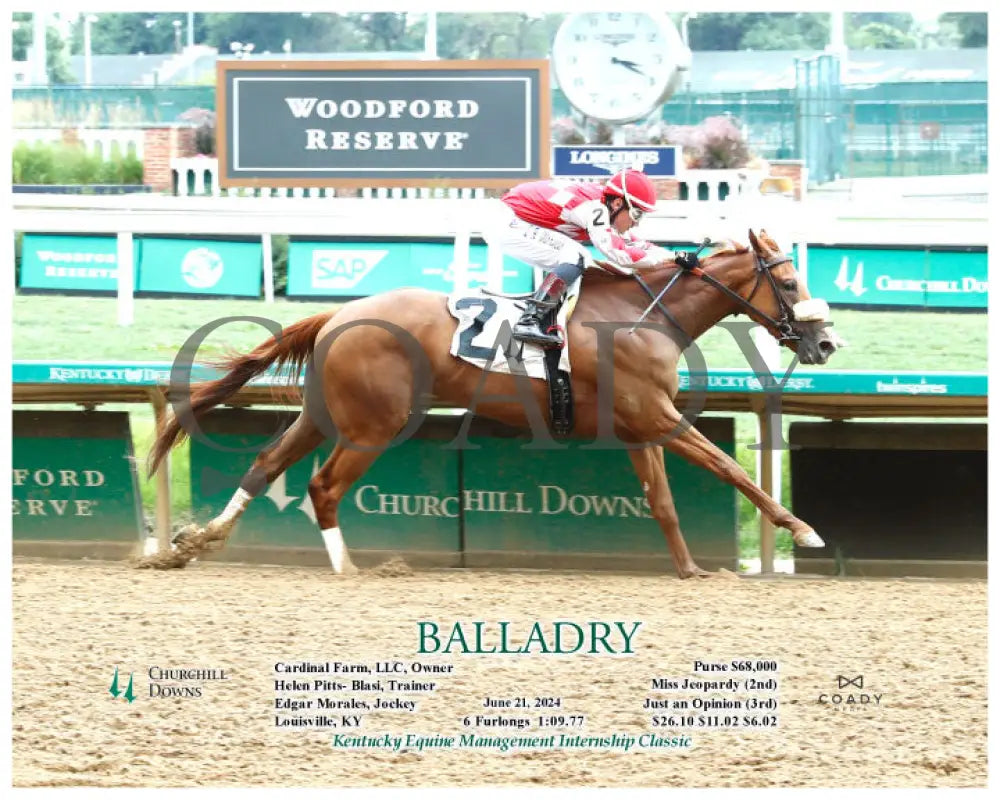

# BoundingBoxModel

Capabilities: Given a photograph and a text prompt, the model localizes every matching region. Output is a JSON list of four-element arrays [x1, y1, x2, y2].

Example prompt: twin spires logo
[[834, 257, 867, 298], [311, 249, 388, 290], [109, 666, 137, 703]]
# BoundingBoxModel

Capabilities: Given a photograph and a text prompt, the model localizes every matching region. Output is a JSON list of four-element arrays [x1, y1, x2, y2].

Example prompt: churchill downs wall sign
[[216, 59, 550, 188]]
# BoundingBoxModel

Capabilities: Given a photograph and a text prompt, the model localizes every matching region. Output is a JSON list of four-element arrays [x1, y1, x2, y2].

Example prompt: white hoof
[[795, 529, 826, 548]]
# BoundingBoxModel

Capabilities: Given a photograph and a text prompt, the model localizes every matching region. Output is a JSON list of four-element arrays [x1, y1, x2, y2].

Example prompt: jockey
[[491, 168, 682, 349]]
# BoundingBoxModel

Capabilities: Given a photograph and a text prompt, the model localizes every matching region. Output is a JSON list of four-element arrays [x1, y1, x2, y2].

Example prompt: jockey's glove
[[674, 251, 700, 270]]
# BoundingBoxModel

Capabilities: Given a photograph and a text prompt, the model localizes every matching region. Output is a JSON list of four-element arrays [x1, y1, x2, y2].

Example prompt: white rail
[[15, 128, 144, 161]]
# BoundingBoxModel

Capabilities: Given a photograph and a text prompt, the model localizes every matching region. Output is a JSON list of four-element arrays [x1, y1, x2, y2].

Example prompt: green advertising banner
[[135, 236, 262, 296], [805, 245, 987, 309], [461, 417, 737, 567], [187, 410, 737, 570], [19, 233, 123, 292], [12, 410, 144, 544], [189, 410, 461, 553], [287, 238, 534, 297], [20, 234, 263, 297]]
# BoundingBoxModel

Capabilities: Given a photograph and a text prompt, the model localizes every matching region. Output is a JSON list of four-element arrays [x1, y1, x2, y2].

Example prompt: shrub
[[665, 115, 753, 169], [551, 116, 585, 145], [13, 141, 56, 184], [550, 113, 756, 170], [52, 144, 102, 184], [180, 107, 217, 156], [272, 235, 289, 296], [11, 141, 144, 185], [120, 152, 144, 184]]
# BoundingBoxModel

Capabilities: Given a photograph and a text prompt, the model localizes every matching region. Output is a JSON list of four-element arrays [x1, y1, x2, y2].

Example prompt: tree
[[350, 13, 422, 52], [68, 13, 179, 55], [848, 22, 916, 50], [686, 13, 830, 51], [740, 14, 830, 50], [437, 13, 561, 60], [12, 13, 76, 83], [46, 26, 75, 84], [686, 13, 763, 50], [12, 12, 31, 61], [938, 13, 987, 47]]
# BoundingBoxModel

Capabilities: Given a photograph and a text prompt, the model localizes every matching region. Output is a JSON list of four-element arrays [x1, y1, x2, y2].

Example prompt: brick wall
[[60, 128, 80, 148], [142, 126, 200, 193], [766, 160, 807, 200], [653, 179, 681, 201]]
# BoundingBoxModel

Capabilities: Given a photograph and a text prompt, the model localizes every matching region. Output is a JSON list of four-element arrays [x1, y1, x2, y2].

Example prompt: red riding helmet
[[603, 169, 658, 215]]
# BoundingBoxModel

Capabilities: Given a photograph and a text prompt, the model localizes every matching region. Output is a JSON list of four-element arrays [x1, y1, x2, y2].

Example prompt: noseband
[[632, 250, 800, 346]]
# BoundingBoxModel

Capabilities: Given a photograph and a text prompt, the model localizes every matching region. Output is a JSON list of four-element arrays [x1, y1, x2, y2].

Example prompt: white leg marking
[[214, 488, 253, 526], [321, 526, 347, 573]]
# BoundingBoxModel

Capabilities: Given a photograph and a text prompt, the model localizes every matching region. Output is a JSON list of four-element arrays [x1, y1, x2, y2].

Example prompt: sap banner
[[286, 238, 533, 298]]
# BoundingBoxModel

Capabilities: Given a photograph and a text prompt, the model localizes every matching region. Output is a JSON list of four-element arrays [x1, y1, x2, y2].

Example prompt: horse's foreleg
[[657, 414, 824, 549], [628, 446, 710, 579], [307, 443, 383, 575]]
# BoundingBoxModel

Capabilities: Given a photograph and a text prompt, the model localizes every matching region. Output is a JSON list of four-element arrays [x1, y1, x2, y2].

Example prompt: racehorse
[[144, 229, 840, 578]]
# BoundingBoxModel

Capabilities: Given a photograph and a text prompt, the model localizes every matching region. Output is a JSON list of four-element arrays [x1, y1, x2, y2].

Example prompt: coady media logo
[[818, 674, 884, 710]]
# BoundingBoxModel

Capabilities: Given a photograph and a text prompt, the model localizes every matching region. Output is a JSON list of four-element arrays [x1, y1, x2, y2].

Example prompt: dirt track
[[12, 558, 987, 788]]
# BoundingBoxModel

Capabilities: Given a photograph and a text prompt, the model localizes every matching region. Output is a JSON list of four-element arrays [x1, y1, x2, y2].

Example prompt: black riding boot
[[512, 271, 568, 348]]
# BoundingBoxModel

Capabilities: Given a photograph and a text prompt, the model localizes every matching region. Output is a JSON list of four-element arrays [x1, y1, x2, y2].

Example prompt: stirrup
[[513, 321, 563, 348]]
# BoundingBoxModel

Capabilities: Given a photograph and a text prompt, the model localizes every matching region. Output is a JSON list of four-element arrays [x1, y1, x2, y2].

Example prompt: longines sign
[[217, 59, 550, 188]]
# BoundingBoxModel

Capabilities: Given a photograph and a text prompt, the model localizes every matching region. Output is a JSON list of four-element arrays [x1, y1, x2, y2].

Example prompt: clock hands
[[610, 56, 647, 78]]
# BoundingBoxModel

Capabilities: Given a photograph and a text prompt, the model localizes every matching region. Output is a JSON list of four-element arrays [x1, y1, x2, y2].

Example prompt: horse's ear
[[748, 229, 762, 252]]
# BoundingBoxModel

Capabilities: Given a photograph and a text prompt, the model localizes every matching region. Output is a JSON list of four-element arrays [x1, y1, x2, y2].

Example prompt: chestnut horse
[[144, 229, 839, 577]]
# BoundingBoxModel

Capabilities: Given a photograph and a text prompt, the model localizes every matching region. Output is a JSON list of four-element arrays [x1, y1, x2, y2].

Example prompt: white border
[[231, 76, 534, 173]]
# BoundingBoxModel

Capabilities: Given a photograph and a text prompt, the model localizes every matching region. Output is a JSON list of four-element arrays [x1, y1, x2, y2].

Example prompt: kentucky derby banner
[[804, 245, 987, 310], [552, 145, 681, 178], [134, 236, 263, 297], [217, 59, 550, 188]]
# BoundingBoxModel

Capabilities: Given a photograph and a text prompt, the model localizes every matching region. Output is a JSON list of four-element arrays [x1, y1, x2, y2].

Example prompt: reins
[[630, 244, 800, 345]]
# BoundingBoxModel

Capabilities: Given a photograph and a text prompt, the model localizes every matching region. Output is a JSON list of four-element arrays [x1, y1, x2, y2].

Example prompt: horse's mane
[[702, 238, 750, 261]]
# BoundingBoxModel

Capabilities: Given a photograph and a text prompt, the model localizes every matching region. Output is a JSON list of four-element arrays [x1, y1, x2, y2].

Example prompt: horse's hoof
[[678, 566, 713, 579], [171, 524, 199, 546], [794, 529, 825, 548]]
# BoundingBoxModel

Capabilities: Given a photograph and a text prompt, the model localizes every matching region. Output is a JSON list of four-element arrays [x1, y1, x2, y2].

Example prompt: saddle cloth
[[447, 279, 579, 379]]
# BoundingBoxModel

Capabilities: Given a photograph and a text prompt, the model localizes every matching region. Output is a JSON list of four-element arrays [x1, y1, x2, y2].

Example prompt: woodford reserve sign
[[216, 59, 550, 188]]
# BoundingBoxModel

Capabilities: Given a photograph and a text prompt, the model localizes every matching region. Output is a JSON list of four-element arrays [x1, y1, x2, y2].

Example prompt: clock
[[552, 12, 689, 125]]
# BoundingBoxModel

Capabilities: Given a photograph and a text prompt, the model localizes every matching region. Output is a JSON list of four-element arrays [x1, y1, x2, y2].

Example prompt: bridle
[[631, 246, 801, 346]]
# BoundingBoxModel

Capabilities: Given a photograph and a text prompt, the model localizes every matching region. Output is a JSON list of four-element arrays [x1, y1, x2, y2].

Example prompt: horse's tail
[[147, 311, 336, 477]]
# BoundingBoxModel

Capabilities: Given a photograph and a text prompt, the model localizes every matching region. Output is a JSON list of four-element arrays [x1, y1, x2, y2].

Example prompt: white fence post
[[262, 233, 274, 303], [487, 241, 504, 293], [752, 323, 782, 498], [452, 227, 470, 295], [116, 232, 134, 327]]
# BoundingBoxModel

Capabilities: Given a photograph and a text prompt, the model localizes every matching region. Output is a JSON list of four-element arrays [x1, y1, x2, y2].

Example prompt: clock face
[[552, 12, 680, 124]]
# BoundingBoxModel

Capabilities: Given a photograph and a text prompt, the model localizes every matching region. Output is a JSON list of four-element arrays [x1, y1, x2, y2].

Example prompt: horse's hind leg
[[306, 443, 385, 574], [168, 411, 325, 563]]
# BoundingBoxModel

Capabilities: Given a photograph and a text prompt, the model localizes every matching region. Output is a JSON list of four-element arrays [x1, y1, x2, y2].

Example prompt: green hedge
[[13, 141, 143, 185]]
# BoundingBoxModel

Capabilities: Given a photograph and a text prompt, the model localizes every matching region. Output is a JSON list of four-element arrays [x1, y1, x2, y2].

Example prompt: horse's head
[[743, 229, 840, 365]]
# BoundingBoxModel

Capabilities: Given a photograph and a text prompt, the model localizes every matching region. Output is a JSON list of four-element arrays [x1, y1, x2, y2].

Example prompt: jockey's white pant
[[482, 200, 591, 274]]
